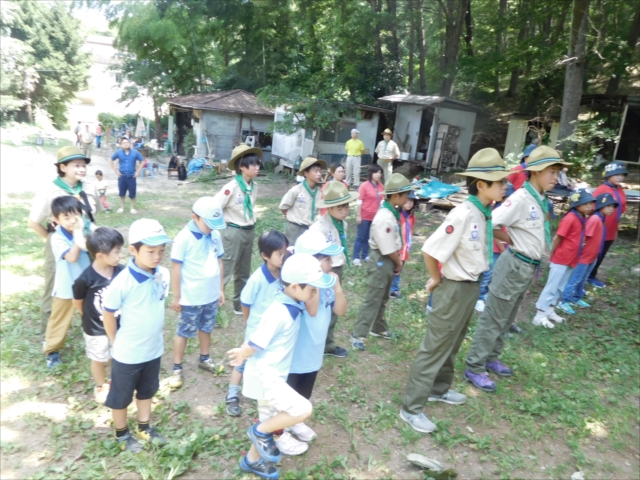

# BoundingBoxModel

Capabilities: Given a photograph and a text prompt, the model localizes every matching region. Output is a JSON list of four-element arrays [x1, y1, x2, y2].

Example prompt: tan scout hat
[[524, 146, 571, 171], [297, 156, 327, 176], [384, 173, 419, 195], [228, 144, 263, 172], [455, 148, 509, 182], [316, 181, 359, 208], [55, 146, 90, 165], [382, 128, 393, 136]]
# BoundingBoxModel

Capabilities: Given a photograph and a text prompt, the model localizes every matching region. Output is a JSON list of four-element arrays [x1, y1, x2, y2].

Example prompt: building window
[[319, 121, 356, 143], [242, 129, 272, 148]]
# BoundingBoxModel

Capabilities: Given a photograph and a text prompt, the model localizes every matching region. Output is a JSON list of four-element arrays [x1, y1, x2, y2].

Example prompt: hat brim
[[384, 184, 420, 195], [297, 159, 328, 176], [455, 171, 510, 182], [596, 199, 619, 209], [604, 169, 628, 178], [570, 199, 595, 209], [228, 147, 263, 172], [316, 191, 359, 208], [55, 153, 91, 166], [308, 272, 337, 289], [203, 218, 226, 230], [140, 235, 173, 246], [524, 159, 572, 171], [319, 244, 344, 256]]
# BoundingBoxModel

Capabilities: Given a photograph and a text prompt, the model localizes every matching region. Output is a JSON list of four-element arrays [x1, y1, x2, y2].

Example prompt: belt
[[288, 221, 309, 228], [443, 276, 479, 284], [228, 223, 254, 230], [508, 248, 540, 266]]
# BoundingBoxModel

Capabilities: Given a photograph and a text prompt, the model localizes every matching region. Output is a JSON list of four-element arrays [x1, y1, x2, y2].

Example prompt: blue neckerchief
[[604, 182, 622, 222], [595, 211, 607, 256], [274, 291, 304, 320], [59, 226, 73, 241], [570, 209, 586, 259], [261, 262, 277, 284], [401, 210, 412, 250], [187, 219, 206, 240], [128, 259, 167, 300]]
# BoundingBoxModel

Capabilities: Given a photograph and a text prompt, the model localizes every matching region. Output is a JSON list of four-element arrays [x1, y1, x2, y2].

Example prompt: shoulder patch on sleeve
[[386, 227, 391, 233], [224, 189, 230, 195], [445, 225, 454, 234], [504, 199, 512, 207]]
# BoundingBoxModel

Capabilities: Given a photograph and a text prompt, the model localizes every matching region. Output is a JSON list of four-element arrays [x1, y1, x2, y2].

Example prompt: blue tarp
[[187, 158, 208, 176], [415, 180, 460, 199]]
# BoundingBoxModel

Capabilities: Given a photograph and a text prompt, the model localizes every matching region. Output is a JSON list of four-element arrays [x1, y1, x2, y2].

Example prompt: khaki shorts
[[257, 379, 312, 422], [83, 333, 111, 363]]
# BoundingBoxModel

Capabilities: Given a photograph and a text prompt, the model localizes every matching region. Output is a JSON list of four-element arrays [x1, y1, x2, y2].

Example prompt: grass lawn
[[1, 171, 639, 480]]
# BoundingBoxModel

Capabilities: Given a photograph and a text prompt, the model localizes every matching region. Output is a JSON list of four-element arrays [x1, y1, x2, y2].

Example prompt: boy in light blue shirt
[[102, 218, 172, 453], [228, 253, 335, 480], [44, 196, 91, 368], [168, 197, 227, 389], [226, 230, 288, 417]]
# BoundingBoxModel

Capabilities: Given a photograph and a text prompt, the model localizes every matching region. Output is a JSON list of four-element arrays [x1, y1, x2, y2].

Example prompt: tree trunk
[[506, 18, 527, 98], [558, 0, 590, 149], [494, 0, 507, 96], [153, 97, 163, 141], [386, 0, 400, 63], [408, 0, 415, 90], [368, 0, 384, 63], [438, 0, 468, 96], [417, 0, 426, 94], [464, 0, 473, 56], [605, 3, 640, 95]]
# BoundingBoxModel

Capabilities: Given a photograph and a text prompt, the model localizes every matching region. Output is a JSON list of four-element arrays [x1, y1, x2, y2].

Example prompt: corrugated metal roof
[[378, 94, 481, 112], [167, 90, 274, 116]]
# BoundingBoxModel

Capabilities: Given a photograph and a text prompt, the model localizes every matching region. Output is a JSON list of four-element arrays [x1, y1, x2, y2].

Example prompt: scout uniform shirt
[[369, 207, 402, 256], [375, 139, 400, 161], [279, 183, 321, 226], [29, 180, 102, 227], [493, 187, 547, 260], [212, 178, 258, 227], [309, 213, 347, 267], [422, 202, 488, 282]]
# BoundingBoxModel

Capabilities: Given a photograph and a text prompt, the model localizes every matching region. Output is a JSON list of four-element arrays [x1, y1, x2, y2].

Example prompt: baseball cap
[[193, 196, 226, 230], [351, 129, 360, 134], [295, 230, 343, 257], [129, 218, 172, 246], [281, 253, 336, 289]]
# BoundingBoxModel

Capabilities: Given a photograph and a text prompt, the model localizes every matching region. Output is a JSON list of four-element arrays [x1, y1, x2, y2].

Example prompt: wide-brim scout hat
[[384, 173, 419, 195], [297, 156, 327, 176], [382, 128, 393, 136], [316, 181, 359, 208], [569, 189, 595, 209], [55, 146, 90, 165], [455, 148, 509, 182], [228, 144, 263, 172], [595, 192, 619, 210], [602, 161, 628, 178], [524, 146, 571, 171]]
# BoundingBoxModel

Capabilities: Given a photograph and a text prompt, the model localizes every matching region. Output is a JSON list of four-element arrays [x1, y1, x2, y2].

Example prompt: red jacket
[[399, 210, 415, 261], [593, 183, 627, 241]]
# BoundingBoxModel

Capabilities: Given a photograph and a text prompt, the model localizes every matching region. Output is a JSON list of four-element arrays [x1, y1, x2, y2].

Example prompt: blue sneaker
[[573, 299, 590, 308], [46, 352, 62, 369], [350, 336, 365, 351], [239, 455, 279, 480], [557, 302, 576, 315], [587, 278, 606, 288], [247, 424, 281, 463]]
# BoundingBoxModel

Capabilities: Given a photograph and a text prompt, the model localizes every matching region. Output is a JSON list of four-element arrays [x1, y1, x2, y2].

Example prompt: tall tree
[[437, 0, 469, 96], [604, 2, 640, 94]]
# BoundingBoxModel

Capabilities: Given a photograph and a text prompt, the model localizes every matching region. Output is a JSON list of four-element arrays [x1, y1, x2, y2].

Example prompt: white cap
[[281, 253, 336, 289], [295, 230, 343, 256], [351, 129, 360, 134], [129, 218, 172, 246], [193, 196, 226, 230]]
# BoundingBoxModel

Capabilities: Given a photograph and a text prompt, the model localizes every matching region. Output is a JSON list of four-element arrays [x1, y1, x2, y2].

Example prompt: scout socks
[[228, 383, 240, 398], [173, 363, 183, 371], [138, 421, 150, 433], [199, 354, 210, 363], [115, 426, 129, 438]]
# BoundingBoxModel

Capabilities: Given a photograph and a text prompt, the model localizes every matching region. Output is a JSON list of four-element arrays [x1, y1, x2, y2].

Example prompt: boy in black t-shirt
[[72, 227, 125, 404]]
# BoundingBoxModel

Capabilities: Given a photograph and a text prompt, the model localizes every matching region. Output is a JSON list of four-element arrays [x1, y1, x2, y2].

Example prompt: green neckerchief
[[53, 176, 82, 196], [302, 180, 318, 221], [235, 174, 254, 220], [330, 215, 350, 267], [381, 200, 403, 247], [523, 180, 551, 247], [467, 195, 494, 266]]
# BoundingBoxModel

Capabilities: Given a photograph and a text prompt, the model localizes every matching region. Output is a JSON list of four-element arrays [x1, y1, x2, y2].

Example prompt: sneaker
[[369, 330, 396, 340], [233, 309, 243, 316], [130, 208, 137, 214], [390, 291, 403, 299], [324, 346, 348, 358], [474, 299, 485, 313], [198, 357, 226, 374], [353, 258, 362, 267], [247, 423, 281, 463], [486, 360, 513, 377], [464, 370, 496, 393], [364, 256, 370, 262], [350, 336, 365, 351], [135, 427, 167, 446], [168, 369, 183, 389], [428, 390, 467, 405], [105, 209, 112, 213], [117, 431, 144, 453], [288, 422, 316, 442], [275, 431, 308, 455], [532, 311, 554, 329], [399, 409, 437, 433], [557, 302, 576, 315], [46, 352, 62, 369], [226, 395, 242, 416], [117, 208, 124, 213], [426, 304, 432, 314], [574, 299, 590, 308], [94, 383, 110, 404], [546, 308, 566, 323], [508, 324, 523, 334], [587, 278, 606, 288], [239, 455, 279, 480]]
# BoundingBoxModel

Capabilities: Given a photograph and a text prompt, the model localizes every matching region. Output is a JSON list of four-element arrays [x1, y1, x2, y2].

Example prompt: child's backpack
[[178, 161, 187, 181], [168, 155, 178, 169]]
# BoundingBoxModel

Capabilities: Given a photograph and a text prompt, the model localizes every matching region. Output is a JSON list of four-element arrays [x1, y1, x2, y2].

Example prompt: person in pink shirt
[[321, 163, 349, 216], [352, 164, 384, 266]]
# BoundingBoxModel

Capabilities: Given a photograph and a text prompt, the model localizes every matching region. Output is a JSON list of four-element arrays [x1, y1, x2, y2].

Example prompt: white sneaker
[[275, 431, 308, 455], [475, 299, 485, 313], [545, 308, 565, 323], [288, 422, 316, 442], [130, 208, 137, 214], [532, 311, 554, 329], [353, 259, 362, 267], [117, 208, 124, 213], [233, 310, 243, 316], [364, 256, 370, 262]]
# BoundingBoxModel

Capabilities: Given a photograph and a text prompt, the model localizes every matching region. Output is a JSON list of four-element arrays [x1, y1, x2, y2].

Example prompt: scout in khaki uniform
[[350, 173, 418, 351], [375, 128, 400, 182], [212, 145, 261, 314], [310, 181, 359, 358], [464, 146, 572, 393], [28, 146, 102, 334], [399, 149, 509, 434], [279, 157, 327, 244]]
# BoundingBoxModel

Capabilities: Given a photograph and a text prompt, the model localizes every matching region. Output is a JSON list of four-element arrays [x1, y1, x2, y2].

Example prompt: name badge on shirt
[[297, 193, 306, 204], [324, 289, 333, 308], [237, 193, 243, 204], [529, 205, 538, 220], [327, 230, 334, 242], [470, 223, 479, 241]]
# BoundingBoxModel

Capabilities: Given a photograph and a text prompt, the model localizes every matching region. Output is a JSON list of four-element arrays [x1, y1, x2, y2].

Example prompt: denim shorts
[[234, 359, 247, 374], [104, 356, 161, 410], [176, 300, 219, 338], [118, 175, 137, 198]]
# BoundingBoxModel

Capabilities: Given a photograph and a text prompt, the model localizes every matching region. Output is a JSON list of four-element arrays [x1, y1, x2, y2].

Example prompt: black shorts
[[118, 175, 137, 199], [104, 357, 161, 410], [286, 371, 318, 400]]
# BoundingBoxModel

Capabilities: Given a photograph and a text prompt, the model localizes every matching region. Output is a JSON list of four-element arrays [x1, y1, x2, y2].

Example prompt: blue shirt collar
[[128, 258, 156, 283], [187, 219, 206, 240], [261, 262, 277, 284], [275, 291, 304, 320], [59, 226, 73, 241]]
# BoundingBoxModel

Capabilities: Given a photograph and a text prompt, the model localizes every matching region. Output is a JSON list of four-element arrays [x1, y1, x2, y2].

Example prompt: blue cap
[[193, 197, 226, 230], [569, 189, 595, 209], [408, 190, 417, 200], [602, 162, 628, 178], [522, 144, 537, 159], [595, 192, 619, 210], [295, 230, 343, 257]]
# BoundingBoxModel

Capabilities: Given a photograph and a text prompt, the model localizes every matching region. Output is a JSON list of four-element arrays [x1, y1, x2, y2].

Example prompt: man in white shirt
[[375, 128, 400, 181], [81, 125, 95, 159]]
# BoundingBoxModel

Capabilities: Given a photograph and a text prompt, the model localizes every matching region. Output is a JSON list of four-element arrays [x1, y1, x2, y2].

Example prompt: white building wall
[[394, 103, 423, 158], [197, 111, 272, 159], [435, 107, 476, 164]]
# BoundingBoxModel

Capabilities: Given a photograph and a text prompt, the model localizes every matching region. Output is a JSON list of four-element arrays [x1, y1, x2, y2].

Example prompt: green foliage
[[563, 118, 619, 178]]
